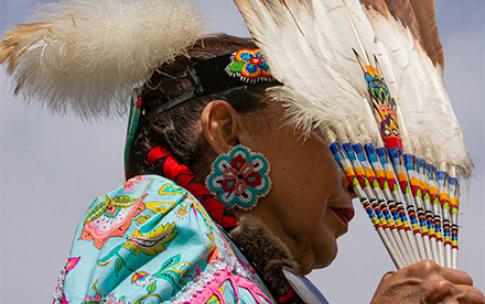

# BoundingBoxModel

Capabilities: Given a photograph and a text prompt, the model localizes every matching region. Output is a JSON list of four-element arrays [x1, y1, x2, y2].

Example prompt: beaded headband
[[124, 48, 280, 171]]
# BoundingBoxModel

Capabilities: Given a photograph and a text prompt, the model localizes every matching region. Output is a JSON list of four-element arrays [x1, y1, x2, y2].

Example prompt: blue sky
[[1, 1, 484, 303]]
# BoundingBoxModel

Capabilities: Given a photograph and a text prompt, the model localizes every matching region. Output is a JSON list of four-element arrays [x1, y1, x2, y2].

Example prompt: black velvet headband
[[142, 48, 281, 118]]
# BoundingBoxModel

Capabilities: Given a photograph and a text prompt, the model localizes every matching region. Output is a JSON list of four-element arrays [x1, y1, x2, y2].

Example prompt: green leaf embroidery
[[84, 195, 138, 224], [116, 258, 122, 274], [146, 281, 157, 293]]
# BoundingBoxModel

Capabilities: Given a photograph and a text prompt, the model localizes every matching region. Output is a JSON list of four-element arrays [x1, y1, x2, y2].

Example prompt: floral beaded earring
[[206, 145, 271, 210]]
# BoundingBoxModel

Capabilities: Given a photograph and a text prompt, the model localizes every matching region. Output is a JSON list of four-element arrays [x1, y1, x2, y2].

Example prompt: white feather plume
[[363, 8, 472, 176], [235, 0, 381, 143], [234, 0, 472, 176], [0, 0, 204, 117]]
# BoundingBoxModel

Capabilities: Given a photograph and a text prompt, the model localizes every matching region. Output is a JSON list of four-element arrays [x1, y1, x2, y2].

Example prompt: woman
[[1, 0, 483, 303]]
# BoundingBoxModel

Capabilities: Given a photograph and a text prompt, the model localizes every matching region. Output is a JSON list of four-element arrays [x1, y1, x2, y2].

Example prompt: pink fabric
[[189, 268, 273, 304]]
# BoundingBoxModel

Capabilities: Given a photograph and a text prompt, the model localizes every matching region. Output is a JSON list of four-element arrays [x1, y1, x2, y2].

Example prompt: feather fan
[[234, 0, 471, 269]]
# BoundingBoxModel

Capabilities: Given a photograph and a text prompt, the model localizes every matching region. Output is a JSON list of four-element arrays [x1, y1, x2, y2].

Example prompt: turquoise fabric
[[53, 175, 275, 304]]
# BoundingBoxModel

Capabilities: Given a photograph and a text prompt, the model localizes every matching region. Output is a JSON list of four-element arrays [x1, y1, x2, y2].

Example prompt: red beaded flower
[[206, 145, 271, 210]]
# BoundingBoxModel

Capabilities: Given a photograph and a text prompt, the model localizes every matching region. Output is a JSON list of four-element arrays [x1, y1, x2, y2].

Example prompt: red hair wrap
[[147, 146, 238, 230]]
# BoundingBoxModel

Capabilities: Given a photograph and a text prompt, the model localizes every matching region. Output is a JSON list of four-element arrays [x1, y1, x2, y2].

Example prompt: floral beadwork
[[206, 145, 271, 210], [225, 48, 273, 83], [80, 194, 146, 249]]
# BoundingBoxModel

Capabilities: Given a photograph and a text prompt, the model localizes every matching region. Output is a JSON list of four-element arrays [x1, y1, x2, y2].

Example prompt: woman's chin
[[312, 238, 338, 270]]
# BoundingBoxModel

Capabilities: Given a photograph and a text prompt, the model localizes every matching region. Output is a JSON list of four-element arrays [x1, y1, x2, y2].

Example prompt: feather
[[0, 0, 205, 118], [362, 4, 472, 176], [235, 0, 381, 143], [235, 0, 471, 176], [234, 0, 472, 269]]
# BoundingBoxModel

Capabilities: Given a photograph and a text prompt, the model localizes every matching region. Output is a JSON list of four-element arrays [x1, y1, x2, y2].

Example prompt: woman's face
[[201, 99, 355, 274], [238, 102, 355, 274]]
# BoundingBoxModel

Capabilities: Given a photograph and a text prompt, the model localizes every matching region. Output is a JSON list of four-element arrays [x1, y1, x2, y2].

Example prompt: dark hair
[[126, 34, 271, 179]]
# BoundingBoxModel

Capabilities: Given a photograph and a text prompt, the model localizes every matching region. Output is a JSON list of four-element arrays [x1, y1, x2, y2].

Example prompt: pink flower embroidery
[[82, 294, 126, 304], [82, 294, 102, 303], [65, 257, 80, 272], [107, 294, 126, 304], [123, 176, 147, 192]]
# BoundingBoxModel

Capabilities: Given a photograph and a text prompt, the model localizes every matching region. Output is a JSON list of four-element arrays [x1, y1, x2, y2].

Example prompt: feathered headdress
[[1, 0, 473, 272], [234, 0, 472, 270], [0, 0, 204, 117]]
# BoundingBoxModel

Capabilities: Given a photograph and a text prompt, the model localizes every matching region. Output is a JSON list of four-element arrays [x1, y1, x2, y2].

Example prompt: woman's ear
[[201, 100, 241, 154]]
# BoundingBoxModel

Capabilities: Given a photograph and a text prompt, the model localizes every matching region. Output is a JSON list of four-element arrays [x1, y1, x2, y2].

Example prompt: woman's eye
[[392, 130, 399, 136], [384, 129, 391, 136]]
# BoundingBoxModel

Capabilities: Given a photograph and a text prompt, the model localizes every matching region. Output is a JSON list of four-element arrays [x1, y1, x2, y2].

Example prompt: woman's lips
[[331, 207, 355, 225]]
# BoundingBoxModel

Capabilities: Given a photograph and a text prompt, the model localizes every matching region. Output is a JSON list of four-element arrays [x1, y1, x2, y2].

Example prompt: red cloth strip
[[279, 289, 297, 304], [147, 146, 238, 229]]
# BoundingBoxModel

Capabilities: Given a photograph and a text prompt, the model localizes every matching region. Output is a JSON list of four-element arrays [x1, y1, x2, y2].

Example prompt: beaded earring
[[206, 145, 271, 210]]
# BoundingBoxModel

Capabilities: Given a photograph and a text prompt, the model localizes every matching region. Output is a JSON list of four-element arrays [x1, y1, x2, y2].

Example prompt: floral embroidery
[[96, 243, 123, 268], [145, 201, 175, 215], [135, 215, 151, 226], [56, 176, 276, 304], [129, 255, 191, 301], [206, 145, 271, 210], [225, 48, 273, 83], [131, 271, 153, 286], [153, 254, 191, 288], [207, 247, 220, 264], [123, 175, 147, 192], [96, 221, 177, 275], [106, 294, 127, 304], [80, 194, 146, 249], [65, 256, 81, 272], [159, 183, 186, 196], [176, 205, 189, 219], [52, 257, 81, 304], [191, 199, 214, 229], [82, 294, 102, 304], [82, 294, 126, 304], [124, 222, 177, 255]]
